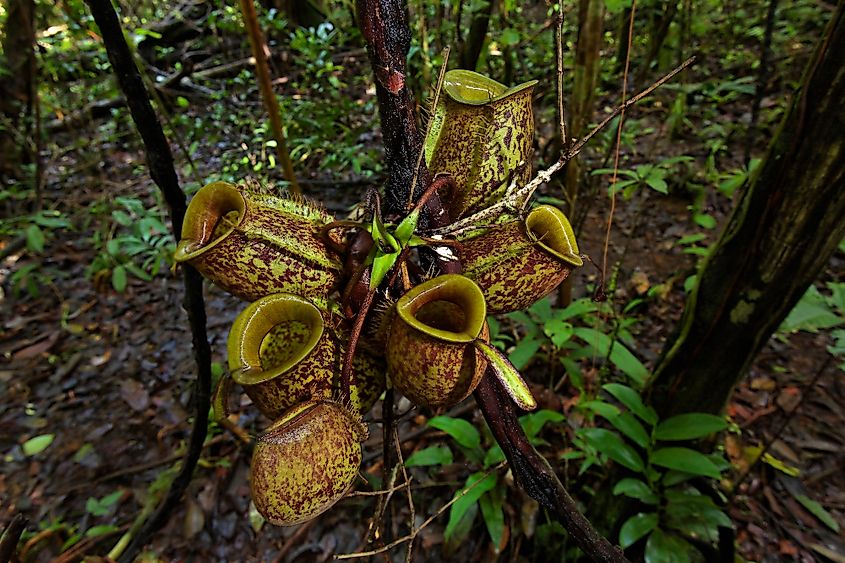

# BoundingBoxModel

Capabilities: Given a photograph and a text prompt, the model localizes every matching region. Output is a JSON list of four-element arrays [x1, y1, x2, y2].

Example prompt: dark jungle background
[[0, 0, 843, 561]]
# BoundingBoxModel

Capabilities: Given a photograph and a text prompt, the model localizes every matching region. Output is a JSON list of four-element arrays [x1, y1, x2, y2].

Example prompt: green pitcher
[[424, 70, 537, 220], [227, 293, 384, 419], [174, 181, 342, 301], [460, 205, 583, 314], [387, 275, 489, 408]]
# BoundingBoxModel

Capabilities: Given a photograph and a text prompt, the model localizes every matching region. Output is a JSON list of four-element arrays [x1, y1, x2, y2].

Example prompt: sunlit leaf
[[22, 433, 55, 456], [428, 416, 481, 450]]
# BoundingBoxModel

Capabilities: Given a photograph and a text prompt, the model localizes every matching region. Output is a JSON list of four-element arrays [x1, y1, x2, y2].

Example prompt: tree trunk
[[0, 0, 36, 177], [648, 4, 845, 417]]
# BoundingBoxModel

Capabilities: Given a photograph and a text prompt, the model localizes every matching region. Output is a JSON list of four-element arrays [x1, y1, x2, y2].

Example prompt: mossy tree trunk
[[647, 4, 845, 417]]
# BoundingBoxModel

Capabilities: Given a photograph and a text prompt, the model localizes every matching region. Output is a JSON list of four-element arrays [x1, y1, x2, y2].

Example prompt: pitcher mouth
[[442, 69, 538, 106], [396, 274, 486, 343], [174, 182, 246, 262], [229, 293, 325, 386], [525, 205, 583, 267]]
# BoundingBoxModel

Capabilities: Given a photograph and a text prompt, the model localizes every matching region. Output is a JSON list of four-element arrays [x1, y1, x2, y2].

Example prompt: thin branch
[[555, 9, 567, 150], [336, 463, 507, 560], [602, 0, 637, 288], [239, 0, 301, 194], [82, 2, 213, 562]]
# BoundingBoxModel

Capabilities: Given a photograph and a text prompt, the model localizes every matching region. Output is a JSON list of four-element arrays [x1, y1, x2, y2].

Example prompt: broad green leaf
[[405, 445, 453, 467], [795, 494, 840, 533], [507, 335, 542, 370], [650, 447, 722, 479], [445, 472, 498, 540], [780, 286, 843, 333], [25, 224, 45, 253], [552, 298, 600, 321], [112, 265, 128, 292], [579, 400, 621, 419], [693, 213, 717, 229], [578, 428, 644, 472], [475, 340, 536, 410], [827, 282, 845, 312], [573, 328, 649, 386], [428, 416, 481, 450], [645, 528, 694, 563], [519, 409, 564, 440], [22, 433, 55, 456], [645, 176, 668, 194], [484, 444, 505, 467], [602, 383, 658, 425], [664, 491, 731, 542], [544, 318, 573, 347], [608, 412, 650, 449], [479, 485, 506, 552], [444, 500, 478, 550], [613, 478, 658, 504], [619, 512, 658, 548], [655, 413, 728, 441]]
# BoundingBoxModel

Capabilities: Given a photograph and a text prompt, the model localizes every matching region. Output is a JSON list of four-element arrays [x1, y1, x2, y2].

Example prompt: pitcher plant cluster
[[173, 70, 583, 527]]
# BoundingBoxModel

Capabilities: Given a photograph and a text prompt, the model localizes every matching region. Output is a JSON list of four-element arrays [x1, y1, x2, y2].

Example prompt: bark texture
[[649, 4, 845, 416]]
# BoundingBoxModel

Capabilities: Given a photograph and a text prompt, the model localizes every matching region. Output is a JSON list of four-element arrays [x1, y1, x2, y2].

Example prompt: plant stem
[[83, 2, 212, 561], [239, 0, 301, 194]]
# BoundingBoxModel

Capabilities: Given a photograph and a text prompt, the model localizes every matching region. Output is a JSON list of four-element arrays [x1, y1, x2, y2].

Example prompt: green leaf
[[25, 224, 45, 253], [22, 433, 55, 456], [608, 412, 651, 449], [654, 413, 728, 441], [613, 478, 658, 504], [86, 490, 123, 517], [578, 428, 644, 472], [507, 335, 542, 370], [479, 485, 506, 552], [520, 410, 565, 440], [111, 209, 133, 226], [573, 328, 649, 386], [445, 472, 499, 540], [795, 494, 840, 533], [544, 318, 573, 347], [645, 176, 668, 194], [85, 524, 120, 538], [500, 27, 520, 47], [428, 416, 481, 450], [112, 265, 128, 292], [579, 400, 621, 419], [602, 383, 657, 425], [619, 512, 658, 548], [604, 0, 633, 14], [645, 528, 694, 563], [780, 286, 843, 333], [693, 213, 717, 229], [474, 340, 536, 411], [393, 210, 419, 246], [664, 490, 731, 542], [405, 445, 453, 468], [650, 447, 722, 479], [483, 445, 505, 467]]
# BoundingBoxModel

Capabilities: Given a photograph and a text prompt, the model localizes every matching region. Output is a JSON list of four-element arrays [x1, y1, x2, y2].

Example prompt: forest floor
[[1, 28, 844, 563]]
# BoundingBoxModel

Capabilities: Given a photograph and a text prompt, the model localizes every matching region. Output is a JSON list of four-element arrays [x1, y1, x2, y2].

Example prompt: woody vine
[[84, 0, 694, 560]]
